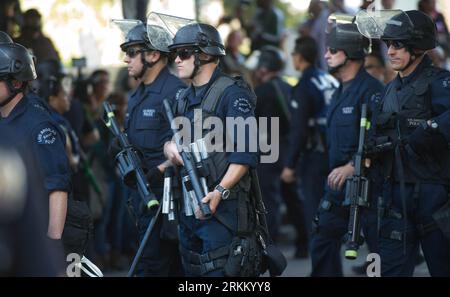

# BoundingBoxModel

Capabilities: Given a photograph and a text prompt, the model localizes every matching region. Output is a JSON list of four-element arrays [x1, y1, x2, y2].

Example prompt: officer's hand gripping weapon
[[162, 99, 212, 218]]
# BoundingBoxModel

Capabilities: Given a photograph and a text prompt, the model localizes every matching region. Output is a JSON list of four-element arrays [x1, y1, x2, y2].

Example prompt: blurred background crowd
[[1, 0, 449, 274]]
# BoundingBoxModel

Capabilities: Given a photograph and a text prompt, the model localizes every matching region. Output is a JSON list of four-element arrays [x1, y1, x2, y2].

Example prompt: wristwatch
[[215, 184, 231, 200], [422, 119, 439, 132], [428, 119, 439, 130]]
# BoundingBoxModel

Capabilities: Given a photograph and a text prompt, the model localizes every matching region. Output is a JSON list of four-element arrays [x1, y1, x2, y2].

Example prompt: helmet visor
[[111, 19, 143, 39], [146, 12, 194, 52], [354, 9, 414, 40]]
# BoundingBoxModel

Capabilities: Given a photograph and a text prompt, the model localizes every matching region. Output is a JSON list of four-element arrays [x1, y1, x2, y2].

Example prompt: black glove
[[407, 124, 448, 156], [146, 166, 164, 187]]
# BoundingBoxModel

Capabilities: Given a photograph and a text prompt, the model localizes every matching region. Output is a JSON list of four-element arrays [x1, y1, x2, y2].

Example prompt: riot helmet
[[119, 22, 150, 51], [257, 45, 285, 72], [355, 9, 436, 51], [169, 23, 225, 79], [0, 35, 37, 107], [114, 13, 192, 78], [381, 10, 436, 50], [0, 37, 37, 82], [327, 23, 370, 60], [169, 23, 225, 56]]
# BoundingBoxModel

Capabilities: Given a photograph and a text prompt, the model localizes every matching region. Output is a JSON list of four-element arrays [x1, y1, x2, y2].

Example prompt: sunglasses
[[328, 47, 339, 55], [124, 47, 144, 58], [175, 48, 197, 60], [384, 40, 406, 49]]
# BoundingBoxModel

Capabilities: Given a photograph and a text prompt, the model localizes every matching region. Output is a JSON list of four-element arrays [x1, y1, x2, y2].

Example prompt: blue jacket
[[326, 66, 384, 170], [125, 66, 186, 169], [285, 66, 339, 168], [0, 94, 71, 194], [178, 67, 258, 168]]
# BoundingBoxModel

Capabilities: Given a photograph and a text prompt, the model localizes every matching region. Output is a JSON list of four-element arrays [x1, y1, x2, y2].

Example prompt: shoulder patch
[[37, 127, 57, 145], [233, 97, 252, 114]]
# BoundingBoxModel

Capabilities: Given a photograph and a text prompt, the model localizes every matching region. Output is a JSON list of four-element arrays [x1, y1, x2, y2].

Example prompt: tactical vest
[[175, 75, 271, 277], [175, 74, 257, 190], [376, 66, 450, 184]]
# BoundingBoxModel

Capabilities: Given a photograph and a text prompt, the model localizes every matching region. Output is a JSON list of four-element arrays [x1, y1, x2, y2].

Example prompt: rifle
[[102, 102, 159, 210], [344, 103, 370, 260], [162, 99, 212, 218]]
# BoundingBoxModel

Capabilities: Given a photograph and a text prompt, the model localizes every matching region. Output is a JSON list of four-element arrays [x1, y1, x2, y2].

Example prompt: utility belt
[[179, 168, 286, 277]]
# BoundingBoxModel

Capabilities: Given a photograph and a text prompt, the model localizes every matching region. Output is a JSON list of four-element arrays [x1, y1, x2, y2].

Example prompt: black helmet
[[168, 23, 225, 56], [0, 39, 37, 82], [257, 45, 285, 72], [382, 10, 436, 50], [327, 23, 370, 60], [120, 22, 172, 53], [120, 23, 151, 51]]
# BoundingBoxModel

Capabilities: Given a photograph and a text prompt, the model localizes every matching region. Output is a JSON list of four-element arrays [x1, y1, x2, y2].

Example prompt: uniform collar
[[396, 54, 432, 86], [337, 65, 367, 95], [301, 65, 316, 78], [130, 65, 171, 99], [186, 66, 222, 108], [143, 65, 171, 94], [1, 94, 29, 123]]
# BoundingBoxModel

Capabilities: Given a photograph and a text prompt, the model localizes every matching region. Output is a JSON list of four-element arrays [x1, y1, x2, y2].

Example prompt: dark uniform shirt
[[178, 67, 258, 168], [125, 66, 186, 170], [326, 67, 384, 170], [0, 94, 71, 194], [0, 126, 66, 276], [285, 66, 339, 169]]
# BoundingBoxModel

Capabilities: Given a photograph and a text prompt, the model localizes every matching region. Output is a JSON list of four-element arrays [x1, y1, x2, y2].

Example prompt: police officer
[[309, 22, 383, 276], [254, 45, 309, 258], [356, 10, 450, 276], [118, 19, 186, 276], [0, 32, 70, 242], [281, 36, 339, 242], [164, 23, 260, 276], [0, 125, 66, 276]]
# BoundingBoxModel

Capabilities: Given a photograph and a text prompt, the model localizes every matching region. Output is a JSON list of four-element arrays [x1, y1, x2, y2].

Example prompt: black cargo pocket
[[62, 200, 92, 256], [336, 115, 358, 152], [136, 118, 161, 148]]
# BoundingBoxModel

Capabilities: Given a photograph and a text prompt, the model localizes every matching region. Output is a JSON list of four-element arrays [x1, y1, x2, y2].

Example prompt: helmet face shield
[[354, 9, 414, 40], [112, 19, 147, 51], [146, 12, 194, 53], [113, 14, 194, 53], [355, 9, 436, 50]]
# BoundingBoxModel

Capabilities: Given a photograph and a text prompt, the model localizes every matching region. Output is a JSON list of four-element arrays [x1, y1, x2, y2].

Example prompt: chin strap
[[189, 50, 216, 80], [328, 56, 349, 75], [135, 50, 160, 79], [399, 47, 424, 73]]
